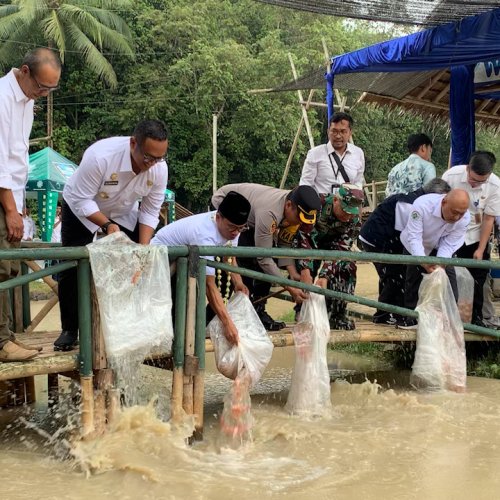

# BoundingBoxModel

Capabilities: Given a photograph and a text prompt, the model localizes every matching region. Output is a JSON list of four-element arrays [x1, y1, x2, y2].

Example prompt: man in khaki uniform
[[212, 183, 321, 330]]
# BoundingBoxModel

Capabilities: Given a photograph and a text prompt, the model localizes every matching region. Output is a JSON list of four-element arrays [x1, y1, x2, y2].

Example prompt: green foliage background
[[4, 0, 497, 211]]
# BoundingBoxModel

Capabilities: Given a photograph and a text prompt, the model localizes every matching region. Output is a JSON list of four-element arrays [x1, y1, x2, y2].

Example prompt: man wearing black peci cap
[[152, 191, 251, 345], [212, 183, 321, 331]]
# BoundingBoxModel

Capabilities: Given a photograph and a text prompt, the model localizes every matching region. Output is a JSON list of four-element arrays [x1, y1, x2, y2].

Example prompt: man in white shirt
[[152, 191, 251, 345], [54, 119, 169, 351], [22, 207, 36, 241], [385, 133, 436, 197], [397, 190, 470, 329], [300, 112, 365, 194], [0, 49, 61, 362], [442, 151, 500, 326]]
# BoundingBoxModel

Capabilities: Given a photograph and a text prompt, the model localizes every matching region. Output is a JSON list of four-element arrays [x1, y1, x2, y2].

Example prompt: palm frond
[[0, 5, 20, 17], [59, 4, 134, 56], [66, 23, 117, 87], [40, 10, 66, 60]]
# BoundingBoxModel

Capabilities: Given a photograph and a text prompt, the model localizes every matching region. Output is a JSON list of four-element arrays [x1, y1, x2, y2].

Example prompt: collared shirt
[[151, 211, 239, 276], [63, 136, 168, 233], [0, 69, 34, 213], [300, 141, 365, 193], [400, 193, 470, 258], [22, 215, 36, 240], [51, 216, 61, 243], [359, 188, 426, 250], [385, 154, 436, 197], [442, 164, 500, 245], [212, 183, 292, 278]]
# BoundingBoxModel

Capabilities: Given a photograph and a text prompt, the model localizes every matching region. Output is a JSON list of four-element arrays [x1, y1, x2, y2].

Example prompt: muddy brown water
[[1, 347, 500, 500]]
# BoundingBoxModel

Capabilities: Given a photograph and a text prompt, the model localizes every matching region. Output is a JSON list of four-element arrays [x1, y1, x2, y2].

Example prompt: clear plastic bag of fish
[[87, 232, 174, 358], [411, 268, 466, 393], [456, 267, 474, 323], [285, 293, 332, 416], [207, 292, 273, 386]]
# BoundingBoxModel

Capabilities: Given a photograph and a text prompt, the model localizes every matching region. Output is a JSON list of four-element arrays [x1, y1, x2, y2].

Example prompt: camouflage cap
[[338, 183, 364, 215]]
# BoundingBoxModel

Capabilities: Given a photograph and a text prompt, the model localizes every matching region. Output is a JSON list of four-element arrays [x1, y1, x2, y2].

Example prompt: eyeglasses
[[29, 68, 59, 93], [329, 128, 350, 137], [140, 148, 167, 165], [224, 219, 249, 233], [467, 169, 489, 185]]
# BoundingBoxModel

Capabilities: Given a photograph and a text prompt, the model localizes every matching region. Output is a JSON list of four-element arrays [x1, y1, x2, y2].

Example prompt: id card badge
[[475, 212, 482, 224]]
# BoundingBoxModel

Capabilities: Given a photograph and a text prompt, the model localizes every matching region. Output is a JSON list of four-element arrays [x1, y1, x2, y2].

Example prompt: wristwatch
[[101, 221, 113, 234]]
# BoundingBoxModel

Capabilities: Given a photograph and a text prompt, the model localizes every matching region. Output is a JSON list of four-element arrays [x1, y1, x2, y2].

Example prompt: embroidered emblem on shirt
[[147, 180, 153, 187], [270, 220, 277, 234], [99, 192, 109, 199], [111, 173, 118, 181], [411, 211, 420, 220]]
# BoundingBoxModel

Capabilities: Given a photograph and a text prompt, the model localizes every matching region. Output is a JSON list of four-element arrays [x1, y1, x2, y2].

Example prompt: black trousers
[[359, 240, 406, 320], [404, 249, 458, 311], [455, 242, 490, 322], [237, 229, 272, 304], [58, 200, 139, 332]]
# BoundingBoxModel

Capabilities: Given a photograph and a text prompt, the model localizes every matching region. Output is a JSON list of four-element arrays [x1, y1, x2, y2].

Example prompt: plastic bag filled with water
[[456, 266, 474, 324], [411, 267, 466, 393], [285, 293, 332, 416], [207, 292, 273, 386], [87, 232, 174, 359]]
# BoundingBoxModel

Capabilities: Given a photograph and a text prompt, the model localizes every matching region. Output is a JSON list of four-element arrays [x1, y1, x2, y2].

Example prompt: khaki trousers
[[0, 206, 20, 347]]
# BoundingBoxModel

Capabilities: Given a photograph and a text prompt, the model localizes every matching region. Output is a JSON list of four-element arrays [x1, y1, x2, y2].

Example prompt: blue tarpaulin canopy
[[326, 7, 500, 166]]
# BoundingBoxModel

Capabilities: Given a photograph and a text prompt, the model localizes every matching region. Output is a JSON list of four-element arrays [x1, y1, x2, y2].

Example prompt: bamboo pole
[[193, 259, 207, 441], [171, 258, 187, 423], [25, 294, 58, 334], [107, 389, 121, 426], [182, 272, 197, 417], [24, 260, 59, 293], [80, 376, 94, 437], [212, 114, 218, 193]]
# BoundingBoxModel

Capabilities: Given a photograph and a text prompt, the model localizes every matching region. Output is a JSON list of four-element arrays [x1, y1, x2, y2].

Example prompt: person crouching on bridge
[[151, 191, 251, 345], [397, 189, 470, 329], [53, 119, 169, 351], [211, 183, 321, 331], [281, 184, 364, 330]]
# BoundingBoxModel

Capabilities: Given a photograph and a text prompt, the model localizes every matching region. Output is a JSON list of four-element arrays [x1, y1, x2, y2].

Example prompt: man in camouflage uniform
[[282, 184, 364, 330]]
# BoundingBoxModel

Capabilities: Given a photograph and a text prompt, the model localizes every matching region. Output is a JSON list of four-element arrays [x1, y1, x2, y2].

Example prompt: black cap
[[218, 191, 251, 225], [288, 185, 322, 224]]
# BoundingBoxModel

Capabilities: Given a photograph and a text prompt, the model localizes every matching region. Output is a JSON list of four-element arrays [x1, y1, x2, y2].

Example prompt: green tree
[[0, 0, 134, 87]]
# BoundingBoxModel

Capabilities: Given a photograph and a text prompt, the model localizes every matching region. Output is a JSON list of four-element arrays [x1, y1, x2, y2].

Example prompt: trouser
[[403, 249, 458, 311], [58, 200, 139, 332], [0, 206, 20, 348], [237, 229, 272, 305], [359, 240, 406, 320], [455, 242, 490, 323]]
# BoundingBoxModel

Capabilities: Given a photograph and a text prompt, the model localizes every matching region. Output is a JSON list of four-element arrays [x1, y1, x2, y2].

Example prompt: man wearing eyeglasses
[[54, 119, 169, 351], [0, 48, 61, 362], [300, 112, 365, 194], [151, 191, 251, 345], [441, 151, 500, 327]]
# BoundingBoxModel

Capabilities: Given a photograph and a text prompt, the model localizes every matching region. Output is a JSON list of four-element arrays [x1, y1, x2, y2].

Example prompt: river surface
[[1, 347, 500, 500]]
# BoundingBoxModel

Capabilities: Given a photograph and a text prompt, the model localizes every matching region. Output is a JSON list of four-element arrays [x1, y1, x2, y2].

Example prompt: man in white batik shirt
[[54, 119, 169, 351]]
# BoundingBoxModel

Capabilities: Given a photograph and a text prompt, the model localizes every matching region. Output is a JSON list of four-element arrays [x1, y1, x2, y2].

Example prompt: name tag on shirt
[[104, 180, 119, 186]]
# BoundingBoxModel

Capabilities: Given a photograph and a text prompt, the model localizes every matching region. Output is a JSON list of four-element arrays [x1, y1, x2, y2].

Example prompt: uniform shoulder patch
[[411, 211, 421, 220]]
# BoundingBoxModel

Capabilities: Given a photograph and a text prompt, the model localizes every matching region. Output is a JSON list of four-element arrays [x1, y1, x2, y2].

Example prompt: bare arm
[[474, 214, 495, 259], [206, 276, 239, 345]]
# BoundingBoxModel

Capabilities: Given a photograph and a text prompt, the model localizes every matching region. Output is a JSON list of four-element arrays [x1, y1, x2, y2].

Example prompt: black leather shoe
[[330, 316, 355, 330], [54, 330, 79, 351], [258, 310, 286, 331]]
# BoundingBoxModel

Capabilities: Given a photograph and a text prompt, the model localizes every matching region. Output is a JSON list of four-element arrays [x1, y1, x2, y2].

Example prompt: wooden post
[[94, 369, 113, 436], [182, 274, 197, 417], [13, 286, 23, 333], [80, 375, 94, 437], [107, 388, 120, 425], [212, 114, 218, 194], [371, 180, 377, 210]]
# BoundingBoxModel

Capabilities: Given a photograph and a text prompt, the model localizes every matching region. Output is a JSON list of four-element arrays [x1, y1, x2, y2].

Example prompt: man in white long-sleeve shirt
[[300, 112, 365, 195], [397, 189, 470, 329], [0, 48, 61, 362], [54, 119, 169, 351]]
